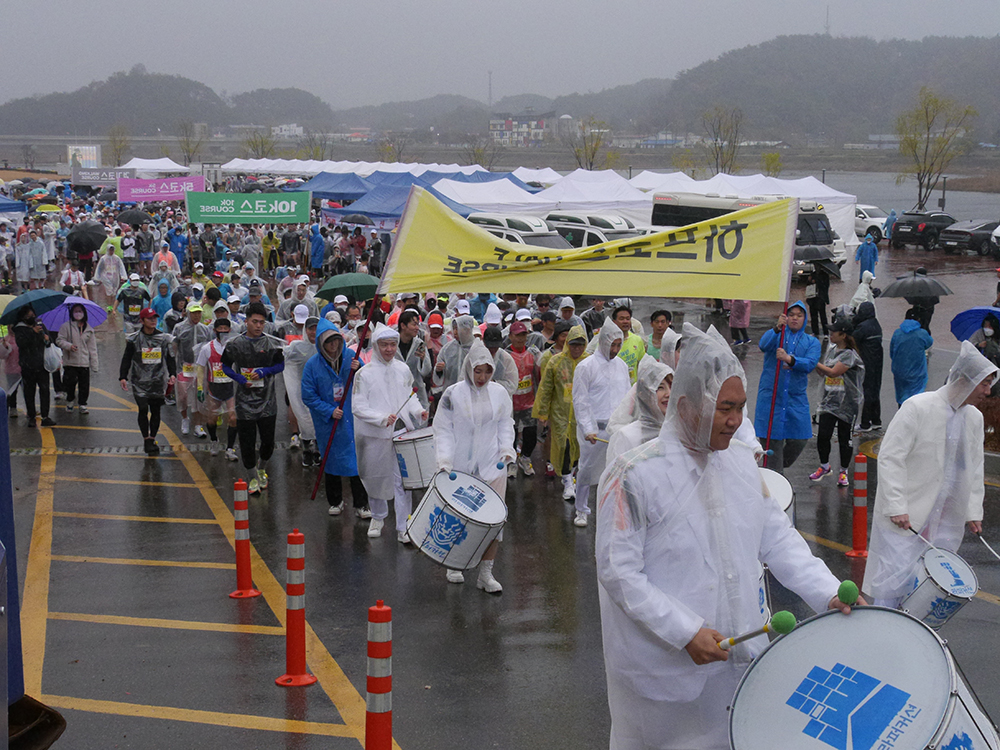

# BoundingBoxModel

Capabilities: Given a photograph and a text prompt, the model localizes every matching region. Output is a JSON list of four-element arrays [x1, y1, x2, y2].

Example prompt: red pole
[[846, 454, 869, 558], [276, 529, 317, 686], [762, 302, 789, 469], [366, 600, 393, 750], [230, 480, 261, 599]]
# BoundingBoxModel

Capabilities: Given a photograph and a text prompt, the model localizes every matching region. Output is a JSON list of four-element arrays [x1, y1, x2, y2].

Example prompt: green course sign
[[185, 192, 311, 224]]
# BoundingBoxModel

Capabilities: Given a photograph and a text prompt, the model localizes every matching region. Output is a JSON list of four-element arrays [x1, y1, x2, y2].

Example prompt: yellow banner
[[380, 186, 797, 301]]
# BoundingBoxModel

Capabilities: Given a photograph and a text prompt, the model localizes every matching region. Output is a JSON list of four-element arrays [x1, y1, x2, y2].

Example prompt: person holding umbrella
[[119, 308, 175, 454], [56, 301, 99, 413], [13, 305, 55, 426]]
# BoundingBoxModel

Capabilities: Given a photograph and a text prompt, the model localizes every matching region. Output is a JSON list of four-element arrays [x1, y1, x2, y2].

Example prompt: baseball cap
[[515, 308, 532, 321], [187, 304, 203, 314], [248, 286, 262, 296], [510, 321, 528, 335], [194, 261, 204, 269], [138, 308, 158, 320], [295, 276, 308, 287], [334, 294, 348, 305], [830, 317, 853, 334], [227, 295, 241, 304], [455, 299, 471, 315], [293, 304, 310, 324], [483, 327, 503, 346], [129, 272, 141, 282], [428, 312, 444, 329], [212, 271, 223, 279]]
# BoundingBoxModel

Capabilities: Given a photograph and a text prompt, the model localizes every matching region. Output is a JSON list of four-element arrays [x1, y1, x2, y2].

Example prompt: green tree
[[895, 87, 977, 210], [106, 124, 131, 166], [701, 106, 743, 174], [671, 148, 698, 178], [761, 151, 783, 177]]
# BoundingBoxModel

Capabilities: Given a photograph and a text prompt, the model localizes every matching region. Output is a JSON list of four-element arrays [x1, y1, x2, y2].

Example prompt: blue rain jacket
[[754, 301, 822, 441], [855, 239, 878, 282], [301, 319, 361, 476], [890, 319, 933, 405], [310, 224, 325, 271]]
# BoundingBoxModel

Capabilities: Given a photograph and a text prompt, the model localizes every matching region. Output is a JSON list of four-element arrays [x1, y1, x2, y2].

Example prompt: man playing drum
[[863, 341, 999, 607], [597, 323, 859, 750]]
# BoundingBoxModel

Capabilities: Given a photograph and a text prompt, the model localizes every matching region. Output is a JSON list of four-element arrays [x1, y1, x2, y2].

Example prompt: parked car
[[544, 212, 636, 231], [938, 220, 999, 256], [890, 211, 957, 250], [855, 204, 890, 243], [550, 223, 640, 248], [992, 225, 1000, 255]]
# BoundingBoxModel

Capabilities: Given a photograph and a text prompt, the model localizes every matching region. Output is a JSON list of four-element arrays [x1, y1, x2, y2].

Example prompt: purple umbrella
[[37, 295, 108, 330]]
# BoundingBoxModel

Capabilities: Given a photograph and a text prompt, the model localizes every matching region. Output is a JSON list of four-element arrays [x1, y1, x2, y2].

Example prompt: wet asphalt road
[[9, 242, 1000, 749]]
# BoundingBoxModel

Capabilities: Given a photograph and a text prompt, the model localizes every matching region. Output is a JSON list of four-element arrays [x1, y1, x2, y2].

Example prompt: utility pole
[[824, 5, 830, 36], [488, 71, 493, 110]]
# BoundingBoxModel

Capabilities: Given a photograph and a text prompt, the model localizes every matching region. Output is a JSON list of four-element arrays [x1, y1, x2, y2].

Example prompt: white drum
[[730, 607, 1000, 750], [407, 470, 507, 570], [900, 548, 978, 630], [760, 467, 795, 525], [392, 427, 437, 490]]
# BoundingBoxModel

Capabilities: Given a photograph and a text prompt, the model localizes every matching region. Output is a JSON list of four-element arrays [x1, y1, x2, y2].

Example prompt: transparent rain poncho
[[125, 328, 174, 399], [606, 355, 674, 463], [433, 314, 478, 392], [283, 330, 318, 441]]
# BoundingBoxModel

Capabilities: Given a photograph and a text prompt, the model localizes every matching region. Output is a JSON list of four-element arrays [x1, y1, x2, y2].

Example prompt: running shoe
[[209, 440, 220, 456], [181, 417, 190, 435], [446, 570, 465, 584], [194, 425, 208, 439], [518, 455, 535, 476], [809, 465, 832, 481], [40, 417, 56, 427], [328, 502, 344, 516], [225, 448, 238, 462], [79, 405, 89, 414], [65, 402, 75, 412], [289, 434, 301, 450], [356, 506, 373, 519], [573, 512, 588, 528], [257, 468, 269, 490], [838, 471, 850, 487], [367, 518, 384, 538], [248, 478, 260, 495], [397, 531, 411, 544]]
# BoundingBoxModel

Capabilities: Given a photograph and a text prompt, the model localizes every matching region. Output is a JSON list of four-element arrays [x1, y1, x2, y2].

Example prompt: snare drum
[[407, 470, 507, 570], [730, 606, 1000, 750], [900, 548, 978, 630], [760, 468, 795, 525], [392, 426, 436, 490]]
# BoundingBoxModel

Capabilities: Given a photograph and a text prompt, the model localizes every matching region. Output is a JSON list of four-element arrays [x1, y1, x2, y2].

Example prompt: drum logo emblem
[[787, 663, 919, 750], [396, 454, 408, 478], [428, 507, 468, 551]]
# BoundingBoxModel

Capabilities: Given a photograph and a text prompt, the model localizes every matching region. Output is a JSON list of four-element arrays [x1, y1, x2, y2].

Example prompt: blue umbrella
[[950, 306, 1000, 342], [0, 289, 67, 326], [37, 295, 108, 330]]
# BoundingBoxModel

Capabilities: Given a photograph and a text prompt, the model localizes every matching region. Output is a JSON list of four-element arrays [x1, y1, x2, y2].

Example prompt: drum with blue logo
[[900, 548, 978, 630], [407, 470, 506, 570], [730, 606, 999, 750], [392, 427, 437, 490]]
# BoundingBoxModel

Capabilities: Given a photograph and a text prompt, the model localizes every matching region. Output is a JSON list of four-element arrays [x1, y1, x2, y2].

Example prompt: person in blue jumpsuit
[[883, 209, 897, 242], [301, 319, 370, 517], [754, 300, 821, 475], [890, 308, 934, 405], [855, 234, 879, 283]]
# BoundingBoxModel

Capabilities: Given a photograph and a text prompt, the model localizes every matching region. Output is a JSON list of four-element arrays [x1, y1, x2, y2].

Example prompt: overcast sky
[[5, 0, 999, 109]]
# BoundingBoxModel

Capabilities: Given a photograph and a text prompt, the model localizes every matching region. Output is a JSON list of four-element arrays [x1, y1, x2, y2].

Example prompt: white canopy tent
[[629, 170, 698, 192], [218, 158, 489, 177], [511, 167, 564, 185], [119, 157, 190, 175], [536, 170, 653, 226], [431, 179, 556, 214]]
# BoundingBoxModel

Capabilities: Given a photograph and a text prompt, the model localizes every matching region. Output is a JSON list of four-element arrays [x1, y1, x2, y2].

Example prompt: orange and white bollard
[[366, 600, 392, 750], [276, 529, 317, 687], [230, 480, 261, 599], [846, 454, 869, 558]]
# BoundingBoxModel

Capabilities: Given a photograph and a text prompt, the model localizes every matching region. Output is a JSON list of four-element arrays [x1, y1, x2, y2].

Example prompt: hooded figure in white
[[596, 323, 846, 750], [434, 339, 516, 593], [572, 317, 631, 524], [863, 340, 999, 606], [352, 323, 426, 541], [849, 269, 876, 311], [432, 314, 478, 394], [605, 354, 673, 464]]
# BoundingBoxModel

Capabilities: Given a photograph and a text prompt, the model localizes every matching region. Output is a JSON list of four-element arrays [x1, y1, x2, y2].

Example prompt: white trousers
[[370, 471, 411, 534]]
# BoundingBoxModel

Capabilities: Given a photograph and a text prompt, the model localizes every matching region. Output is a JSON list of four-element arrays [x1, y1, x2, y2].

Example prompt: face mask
[[73, 311, 86, 321], [985, 327, 995, 338]]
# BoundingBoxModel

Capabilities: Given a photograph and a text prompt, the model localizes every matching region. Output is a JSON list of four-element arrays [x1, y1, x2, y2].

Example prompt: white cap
[[192, 282, 204, 291], [515, 308, 532, 321], [559, 296, 575, 310], [455, 299, 471, 315], [295, 276, 309, 287], [400, 292, 417, 300], [227, 295, 241, 304], [334, 294, 348, 305], [194, 261, 204, 269], [129, 273, 141, 281], [293, 304, 310, 324]]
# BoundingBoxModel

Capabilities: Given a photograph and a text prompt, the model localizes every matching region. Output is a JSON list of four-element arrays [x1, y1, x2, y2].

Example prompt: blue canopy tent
[[322, 184, 474, 223], [421, 170, 541, 193], [363, 171, 430, 189], [289, 172, 374, 202], [0, 196, 28, 214]]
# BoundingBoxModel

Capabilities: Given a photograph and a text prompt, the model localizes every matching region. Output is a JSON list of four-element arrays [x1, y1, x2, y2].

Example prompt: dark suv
[[890, 211, 957, 250], [938, 220, 999, 256]]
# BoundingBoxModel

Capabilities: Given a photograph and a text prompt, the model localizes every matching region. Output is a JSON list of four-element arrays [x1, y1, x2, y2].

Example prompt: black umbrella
[[66, 220, 108, 255], [116, 208, 154, 225], [813, 258, 842, 279], [794, 245, 835, 262], [880, 269, 953, 298], [338, 213, 374, 226]]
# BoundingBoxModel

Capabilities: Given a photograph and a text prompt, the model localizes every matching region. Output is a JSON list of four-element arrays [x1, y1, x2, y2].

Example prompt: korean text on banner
[[185, 192, 311, 224], [118, 176, 206, 202], [380, 187, 798, 302]]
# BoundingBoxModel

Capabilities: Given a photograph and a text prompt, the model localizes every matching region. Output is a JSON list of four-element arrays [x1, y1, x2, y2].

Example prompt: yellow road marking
[[51, 555, 235, 570], [48, 611, 283, 635], [52, 450, 181, 461], [39, 695, 355, 737], [799, 531, 853, 554], [55, 476, 198, 488], [21, 428, 57, 696], [987, 480, 1000, 489], [93, 387, 139, 409], [50, 425, 138, 433], [52, 512, 217, 525]]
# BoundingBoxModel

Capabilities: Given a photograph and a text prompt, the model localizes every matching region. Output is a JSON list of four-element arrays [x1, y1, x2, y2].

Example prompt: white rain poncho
[[863, 340, 999, 603], [573, 318, 630, 487], [849, 270, 876, 310], [352, 323, 423, 499], [606, 355, 673, 464], [432, 315, 477, 393], [489, 347, 519, 396], [283, 331, 317, 442], [658, 328, 681, 367], [434, 340, 515, 486], [596, 322, 840, 749], [396, 332, 431, 408]]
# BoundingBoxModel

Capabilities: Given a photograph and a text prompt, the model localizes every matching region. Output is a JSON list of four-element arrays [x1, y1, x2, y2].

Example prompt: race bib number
[[563, 383, 573, 400], [516, 375, 533, 395], [128, 304, 141, 317], [241, 367, 264, 387], [212, 365, 231, 383], [182, 363, 194, 376], [141, 347, 162, 362], [333, 384, 345, 402], [824, 376, 844, 388]]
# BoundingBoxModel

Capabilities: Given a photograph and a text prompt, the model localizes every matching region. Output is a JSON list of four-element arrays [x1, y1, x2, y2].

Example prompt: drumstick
[[908, 527, 937, 549], [730, 438, 773, 456], [718, 610, 796, 650], [978, 534, 1000, 563], [390, 387, 419, 420]]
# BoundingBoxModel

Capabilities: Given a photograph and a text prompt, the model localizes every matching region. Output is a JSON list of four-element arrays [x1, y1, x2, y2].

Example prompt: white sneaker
[[356, 506, 372, 519], [181, 417, 190, 435], [562, 475, 576, 500], [328, 502, 344, 516], [397, 531, 411, 544], [289, 434, 300, 450], [446, 569, 465, 584], [367, 518, 384, 538], [507, 462, 516, 479], [573, 512, 588, 528], [209, 440, 220, 456], [476, 560, 502, 594], [194, 424, 207, 439], [65, 402, 75, 412], [518, 455, 535, 476], [225, 448, 238, 462]]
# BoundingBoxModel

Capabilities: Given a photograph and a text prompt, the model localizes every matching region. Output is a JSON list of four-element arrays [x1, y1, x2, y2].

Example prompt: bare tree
[[106, 124, 131, 166], [176, 121, 205, 166], [19, 144, 36, 170], [671, 148, 698, 178], [761, 151, 783, 177], [240, 128, 277, 159], [563, 116, 613, 170], [701, 106, 744, 175], [372, 132, 410, 163], [461, 134, 506, 170], [895, 87, 977, 210], [297, 128, 333, 160]]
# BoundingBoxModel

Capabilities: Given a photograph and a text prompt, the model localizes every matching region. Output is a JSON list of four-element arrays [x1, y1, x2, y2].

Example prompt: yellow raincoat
[[532, 325, 589, 474]]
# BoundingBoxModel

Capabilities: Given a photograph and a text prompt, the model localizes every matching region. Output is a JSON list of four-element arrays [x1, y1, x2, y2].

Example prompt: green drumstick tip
[[838, 580, 859, 606], [770, 610, 796, 635]]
